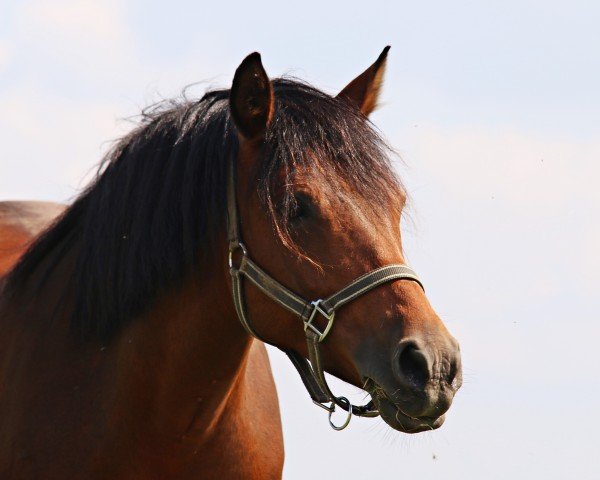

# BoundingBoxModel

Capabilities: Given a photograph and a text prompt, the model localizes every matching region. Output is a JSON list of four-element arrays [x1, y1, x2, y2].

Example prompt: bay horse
[[0, 49, 462, 479]]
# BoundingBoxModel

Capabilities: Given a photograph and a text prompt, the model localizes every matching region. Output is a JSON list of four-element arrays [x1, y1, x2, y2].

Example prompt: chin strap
[[226, 158, 424, 430]]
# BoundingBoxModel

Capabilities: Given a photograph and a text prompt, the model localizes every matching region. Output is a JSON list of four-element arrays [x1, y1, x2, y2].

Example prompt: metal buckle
[[312, 399, 335, 413], [228, 242, 248, 269], [304, 299, 335, 342]]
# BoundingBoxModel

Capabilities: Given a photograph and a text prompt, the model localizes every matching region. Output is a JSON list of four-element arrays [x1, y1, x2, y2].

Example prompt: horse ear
[[230, 52, 274, 140], [337, 46, 390, 116]]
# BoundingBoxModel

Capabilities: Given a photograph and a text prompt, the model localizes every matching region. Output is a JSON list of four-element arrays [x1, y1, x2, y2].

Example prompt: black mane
[[6, 79, 401, 340]]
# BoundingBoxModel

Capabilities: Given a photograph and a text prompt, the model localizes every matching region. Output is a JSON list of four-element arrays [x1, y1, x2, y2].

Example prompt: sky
[[1, 1, 599, 478]]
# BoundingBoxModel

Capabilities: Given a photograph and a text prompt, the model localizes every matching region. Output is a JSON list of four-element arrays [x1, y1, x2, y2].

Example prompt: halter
[[226, 156, 424, 430]]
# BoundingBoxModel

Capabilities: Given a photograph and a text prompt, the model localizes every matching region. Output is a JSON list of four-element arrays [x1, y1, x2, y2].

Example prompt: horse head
[[227, 50, 462, 433]]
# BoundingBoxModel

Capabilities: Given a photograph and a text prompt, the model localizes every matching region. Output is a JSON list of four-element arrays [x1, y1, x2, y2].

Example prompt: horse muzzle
[[364, 334, 462, 433]]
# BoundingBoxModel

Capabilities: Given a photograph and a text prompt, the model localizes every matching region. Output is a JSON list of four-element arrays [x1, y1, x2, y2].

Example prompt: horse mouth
[[366, 380, 445, 434]]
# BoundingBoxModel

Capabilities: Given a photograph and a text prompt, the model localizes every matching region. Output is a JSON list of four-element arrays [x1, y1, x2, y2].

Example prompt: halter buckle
[[304, 299, 335, 342], [312, 399, 335, 413]]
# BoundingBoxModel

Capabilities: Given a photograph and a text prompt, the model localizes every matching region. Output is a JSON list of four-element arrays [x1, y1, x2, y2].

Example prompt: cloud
[[20, 0, 126, 45], [575, 228, 600, 292], [0, 84, 127, 201], [0, 41, 12, 71], [0, 0, 146, 201], [406, 125, 600, 219], [0, 1, 229, 205], [401, 124, 600, 298], [11, 0, 140, 87]]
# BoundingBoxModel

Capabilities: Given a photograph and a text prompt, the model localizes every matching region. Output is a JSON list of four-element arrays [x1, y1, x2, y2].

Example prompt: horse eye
[[288, 194, 309, 221]]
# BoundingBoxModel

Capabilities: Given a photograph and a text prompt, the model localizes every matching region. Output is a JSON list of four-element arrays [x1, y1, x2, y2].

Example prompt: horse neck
[[2, 239, 252, 447], [104, 252, 253, 441]]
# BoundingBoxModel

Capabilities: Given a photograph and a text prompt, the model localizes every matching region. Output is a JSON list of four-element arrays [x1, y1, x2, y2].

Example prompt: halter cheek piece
[[226, 158, 424, 431]]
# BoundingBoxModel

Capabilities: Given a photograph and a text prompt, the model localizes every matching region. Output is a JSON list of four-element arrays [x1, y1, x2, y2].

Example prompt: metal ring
[[228, 242, 248, 269], [328, 396, 352, 431]]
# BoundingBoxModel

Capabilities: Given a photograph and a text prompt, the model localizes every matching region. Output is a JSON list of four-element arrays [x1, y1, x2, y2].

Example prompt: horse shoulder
[[243, 341, 284, 477], [199, 341, 284, 479]]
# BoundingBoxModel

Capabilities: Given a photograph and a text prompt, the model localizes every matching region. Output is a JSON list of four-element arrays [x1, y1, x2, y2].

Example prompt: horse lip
[[364, 378, 445, 433], [379, 395, 445, 433]]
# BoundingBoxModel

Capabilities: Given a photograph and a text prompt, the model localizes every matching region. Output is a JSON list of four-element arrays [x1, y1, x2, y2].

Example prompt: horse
[[0, 48, 462, 479]]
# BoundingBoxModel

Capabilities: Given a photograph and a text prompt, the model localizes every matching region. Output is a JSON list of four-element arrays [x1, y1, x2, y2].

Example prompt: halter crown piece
[[226, 156, 424, 431]]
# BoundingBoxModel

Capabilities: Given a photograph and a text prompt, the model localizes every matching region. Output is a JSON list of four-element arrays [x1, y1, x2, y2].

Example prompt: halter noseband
[[226, 157, 424, 430]]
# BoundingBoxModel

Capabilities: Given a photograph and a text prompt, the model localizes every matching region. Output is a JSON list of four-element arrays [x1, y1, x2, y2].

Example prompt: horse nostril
[[396, 340, 431, 390]]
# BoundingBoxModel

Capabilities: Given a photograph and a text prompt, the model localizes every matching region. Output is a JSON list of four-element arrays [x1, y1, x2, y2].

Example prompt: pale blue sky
[[1, 1, 599, 478]]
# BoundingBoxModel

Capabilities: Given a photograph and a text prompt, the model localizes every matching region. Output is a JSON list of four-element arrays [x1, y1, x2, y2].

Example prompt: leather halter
[[226, 155, 424, 430]]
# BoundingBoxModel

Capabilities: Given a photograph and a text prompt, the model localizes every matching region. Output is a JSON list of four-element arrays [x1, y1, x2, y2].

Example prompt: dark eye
[[288, 193, 310, 221]]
